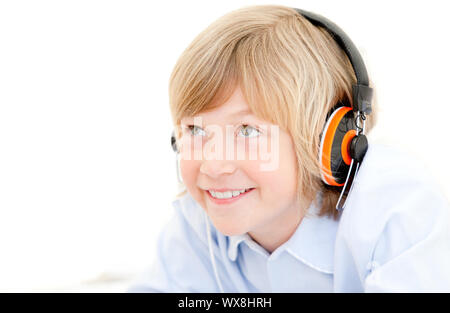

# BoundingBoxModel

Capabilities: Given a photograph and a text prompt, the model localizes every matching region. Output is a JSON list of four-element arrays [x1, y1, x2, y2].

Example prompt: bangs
[[169, 41, 240, 128], [168, 6, 303, 138], [170, 34, 294, 137], [233, 30, 295, 131]]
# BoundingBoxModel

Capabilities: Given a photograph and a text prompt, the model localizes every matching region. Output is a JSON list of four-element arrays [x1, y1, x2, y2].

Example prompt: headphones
[[293, 8, 373, 210], [170, 8, 373, 211]]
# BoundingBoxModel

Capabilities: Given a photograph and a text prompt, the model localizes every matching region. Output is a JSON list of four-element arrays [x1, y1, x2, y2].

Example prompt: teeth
[[209, 188, 252, 199]]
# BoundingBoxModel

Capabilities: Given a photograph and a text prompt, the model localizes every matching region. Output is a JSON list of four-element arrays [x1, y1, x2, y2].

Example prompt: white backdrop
[[0, 0, 449, 291]]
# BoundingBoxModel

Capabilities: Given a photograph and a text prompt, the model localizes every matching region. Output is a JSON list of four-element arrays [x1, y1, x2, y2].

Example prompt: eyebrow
[[181, 108, 254, 124]]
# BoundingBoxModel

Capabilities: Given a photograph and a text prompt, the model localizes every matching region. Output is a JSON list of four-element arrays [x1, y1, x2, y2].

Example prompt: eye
[[238, 125, 260, 138], [186, 125, 206, 137]]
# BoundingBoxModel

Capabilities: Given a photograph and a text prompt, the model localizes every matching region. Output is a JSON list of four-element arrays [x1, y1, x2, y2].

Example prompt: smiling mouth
[[206, 188, 255, 204]]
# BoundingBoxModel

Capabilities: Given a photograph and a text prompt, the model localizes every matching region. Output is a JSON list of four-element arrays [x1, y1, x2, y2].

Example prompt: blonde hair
[[169, 4, 378, 220]]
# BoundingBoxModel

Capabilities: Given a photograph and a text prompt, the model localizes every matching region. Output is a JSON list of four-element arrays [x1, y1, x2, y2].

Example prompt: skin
[[178, 86, 310, 253]]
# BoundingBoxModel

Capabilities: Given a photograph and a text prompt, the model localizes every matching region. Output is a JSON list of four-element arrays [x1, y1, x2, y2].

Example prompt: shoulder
[[127, 192, 222, 292], [170, 192, 218, 247], [335, 143, 450, 271], [166, 192, 226, 267], [355, 143, 433, 184], [341, 143, 449, 227]]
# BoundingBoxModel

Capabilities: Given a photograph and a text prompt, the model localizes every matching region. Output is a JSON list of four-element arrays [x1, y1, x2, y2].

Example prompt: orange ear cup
[[341, 130, 357, 165], [319, 106, 354, 186]]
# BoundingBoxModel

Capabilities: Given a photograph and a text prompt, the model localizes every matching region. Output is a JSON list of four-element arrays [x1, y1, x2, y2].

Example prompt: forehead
[[181, 86, 254, 123]]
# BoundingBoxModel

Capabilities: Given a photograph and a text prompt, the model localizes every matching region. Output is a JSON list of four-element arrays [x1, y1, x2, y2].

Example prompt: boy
[[129, 5, 450, 292]]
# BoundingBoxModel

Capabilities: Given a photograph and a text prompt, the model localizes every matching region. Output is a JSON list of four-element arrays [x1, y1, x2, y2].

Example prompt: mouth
[[205, 188, 255, 205]]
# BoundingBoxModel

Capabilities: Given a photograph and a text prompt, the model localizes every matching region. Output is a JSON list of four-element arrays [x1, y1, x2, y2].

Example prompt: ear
[[171, 130, 178, 153]]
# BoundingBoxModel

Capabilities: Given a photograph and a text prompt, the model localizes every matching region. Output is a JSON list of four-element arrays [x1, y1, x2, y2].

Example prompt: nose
[[199, 159, 236, 179], [198, 127, 238, 178], [200, 134, 236, 178]]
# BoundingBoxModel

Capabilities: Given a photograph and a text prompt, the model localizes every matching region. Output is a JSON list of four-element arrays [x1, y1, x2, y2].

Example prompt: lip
[[206, 188, 255, 205], [208, 188, 249, 192]]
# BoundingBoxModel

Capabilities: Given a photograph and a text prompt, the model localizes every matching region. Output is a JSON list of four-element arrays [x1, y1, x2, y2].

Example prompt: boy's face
[[179, 86, 302, 238]]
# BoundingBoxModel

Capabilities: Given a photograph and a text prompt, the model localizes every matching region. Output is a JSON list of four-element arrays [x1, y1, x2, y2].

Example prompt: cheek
[[180, 159, 209, 208], [180, 160, 209, 210], [180, 159, 200, 188], [249, 137, 298, 201], [252, 166, 297, 201]]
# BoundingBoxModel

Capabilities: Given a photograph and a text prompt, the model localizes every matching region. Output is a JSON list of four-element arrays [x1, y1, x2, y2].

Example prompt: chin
[[212, 221, 248, 237]]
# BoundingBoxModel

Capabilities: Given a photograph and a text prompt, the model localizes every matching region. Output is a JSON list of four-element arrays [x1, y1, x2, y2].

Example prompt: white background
[[0, 0, 449, 292]]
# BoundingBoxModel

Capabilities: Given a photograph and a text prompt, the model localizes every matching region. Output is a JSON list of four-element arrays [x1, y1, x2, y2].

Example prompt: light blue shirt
[[128, 144, 450, 292]]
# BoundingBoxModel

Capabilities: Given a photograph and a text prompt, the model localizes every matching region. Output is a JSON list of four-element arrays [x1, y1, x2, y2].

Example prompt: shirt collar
[[227, 191, 340, 274], [227, 232, 271, 260]]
